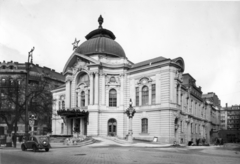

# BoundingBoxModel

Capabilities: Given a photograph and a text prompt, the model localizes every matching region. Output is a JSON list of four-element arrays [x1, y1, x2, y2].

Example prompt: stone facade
[[52, 16, 221, 144]]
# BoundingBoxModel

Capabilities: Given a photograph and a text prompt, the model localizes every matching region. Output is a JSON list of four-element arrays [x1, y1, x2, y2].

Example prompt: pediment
[[63, 52, 100, 73]]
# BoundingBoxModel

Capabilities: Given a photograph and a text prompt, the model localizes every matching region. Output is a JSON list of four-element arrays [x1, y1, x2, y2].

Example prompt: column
[[106, 89, 109, 106], [94, 72, 99, 105], [178, 85, 181, 106], [130, 79, 135, 106], [85, 90, 88, 106], [90, 73, 93, 105], [73, 118, 75, 134], [79, 91, 82, 107], [102, 73, 106, 105], [156, 73, 161, 104], [81, 118, 84, 135], [65, 79, 71, 108], [175, 82, 178, 104], [117, 88, 120, 107], [79, 118, 82, 135], [170, 71, 174, 102], [78, 91, 80, 107], [149, 84, 152, 105], [139, 86, 142, 106]]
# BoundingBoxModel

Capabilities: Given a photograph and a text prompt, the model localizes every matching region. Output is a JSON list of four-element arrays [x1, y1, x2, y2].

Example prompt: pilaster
[[120, 74, 124, 106], [94, 72, 99, 105], [101, 73, 106, 105], [65, 76, 72, 108], [90, 72, 94, 105]]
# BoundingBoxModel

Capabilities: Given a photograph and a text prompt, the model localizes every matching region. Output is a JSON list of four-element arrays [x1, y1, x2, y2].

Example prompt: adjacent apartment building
[[0, 61, 64, 137], [220, 104, 240, 143], [51, 16, 221, 144]]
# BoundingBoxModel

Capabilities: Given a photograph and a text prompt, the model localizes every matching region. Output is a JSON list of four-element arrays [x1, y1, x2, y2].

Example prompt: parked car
[[21, 135, 51, 152]]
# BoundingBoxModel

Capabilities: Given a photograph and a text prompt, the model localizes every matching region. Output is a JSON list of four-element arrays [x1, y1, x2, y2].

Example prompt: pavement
[[1, 136, 240, 158]]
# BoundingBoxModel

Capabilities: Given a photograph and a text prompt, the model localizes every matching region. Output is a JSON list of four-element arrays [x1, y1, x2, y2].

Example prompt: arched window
[[142, 118, 148, 133], [109, 89, 117, 107], [142, 86, 149, 105], [81, 91, 85, 107]]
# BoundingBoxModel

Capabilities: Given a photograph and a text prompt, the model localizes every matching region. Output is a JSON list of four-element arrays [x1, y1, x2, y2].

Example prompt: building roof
[[0, 61, 65, 83], [131, 56, 167, 69], [75, 15, 126, 58], [31, 64, 65, 82]]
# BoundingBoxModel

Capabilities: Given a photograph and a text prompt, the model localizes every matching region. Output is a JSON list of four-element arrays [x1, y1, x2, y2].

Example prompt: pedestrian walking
[[6, 134, 12, 147], [12, 134, 16, 148]]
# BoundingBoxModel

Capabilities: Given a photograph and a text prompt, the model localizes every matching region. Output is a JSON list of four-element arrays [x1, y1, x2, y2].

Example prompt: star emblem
[[72, 38, 80, 50]]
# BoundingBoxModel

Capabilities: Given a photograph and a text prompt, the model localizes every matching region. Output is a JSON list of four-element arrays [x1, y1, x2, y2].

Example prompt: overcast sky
[[0, 0, 240, 107]]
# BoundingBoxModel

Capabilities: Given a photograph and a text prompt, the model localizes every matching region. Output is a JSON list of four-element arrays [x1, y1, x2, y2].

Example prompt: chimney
[[226, 103, 228, 108]]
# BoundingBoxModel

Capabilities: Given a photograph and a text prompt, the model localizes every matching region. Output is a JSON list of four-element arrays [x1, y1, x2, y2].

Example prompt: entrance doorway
[[108, 118, 117, 136]]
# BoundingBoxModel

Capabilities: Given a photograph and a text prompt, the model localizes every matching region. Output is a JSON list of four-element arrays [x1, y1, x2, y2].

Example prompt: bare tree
[[0, 74, 53, 147]]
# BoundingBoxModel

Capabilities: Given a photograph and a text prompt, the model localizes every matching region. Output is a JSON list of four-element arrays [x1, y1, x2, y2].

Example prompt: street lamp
[[25, 47, 34, 138], [29, 114, 37, 136], [126, 99, 136, 142]]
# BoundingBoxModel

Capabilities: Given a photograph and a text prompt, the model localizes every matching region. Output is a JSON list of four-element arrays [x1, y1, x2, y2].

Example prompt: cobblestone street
[[1, 143, 240, 164]]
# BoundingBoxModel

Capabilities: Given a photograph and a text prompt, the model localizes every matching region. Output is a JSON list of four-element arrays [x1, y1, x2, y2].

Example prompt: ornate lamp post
[[25, 47, 34, 138], [126, 99, 136, 142]]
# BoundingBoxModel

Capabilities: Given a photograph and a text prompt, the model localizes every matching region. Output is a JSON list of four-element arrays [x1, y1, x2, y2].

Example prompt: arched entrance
[[108, 118, 117, 136]]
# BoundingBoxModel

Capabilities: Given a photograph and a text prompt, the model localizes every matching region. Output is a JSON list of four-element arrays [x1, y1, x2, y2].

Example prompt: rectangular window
[[151, 84, 156, 105], [136, 87, 139, 106], [109, 89, 117, 107], [142, 86, 149, 105], [142, 118, 148, 133]]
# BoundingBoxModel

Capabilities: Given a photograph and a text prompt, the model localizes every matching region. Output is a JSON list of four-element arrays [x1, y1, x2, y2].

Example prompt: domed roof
[[75, 15, 126, 58]]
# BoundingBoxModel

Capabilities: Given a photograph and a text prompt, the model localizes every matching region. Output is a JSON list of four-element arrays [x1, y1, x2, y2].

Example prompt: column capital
[[119, 73, 125, 77], [94, 71, 99, 75], [65, 75, 73, 82], [100, 72, 107, 76]]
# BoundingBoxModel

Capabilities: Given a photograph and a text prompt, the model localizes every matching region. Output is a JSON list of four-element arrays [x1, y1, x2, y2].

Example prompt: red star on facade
[[72, 38, 80, 50]]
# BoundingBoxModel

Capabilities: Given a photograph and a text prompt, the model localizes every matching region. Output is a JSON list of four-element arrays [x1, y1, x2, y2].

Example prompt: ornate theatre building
[[52, 16, 220, 144]]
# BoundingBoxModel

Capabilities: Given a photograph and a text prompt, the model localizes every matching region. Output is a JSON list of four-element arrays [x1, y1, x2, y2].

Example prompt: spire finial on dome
[[98, 15, 104, 29]]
